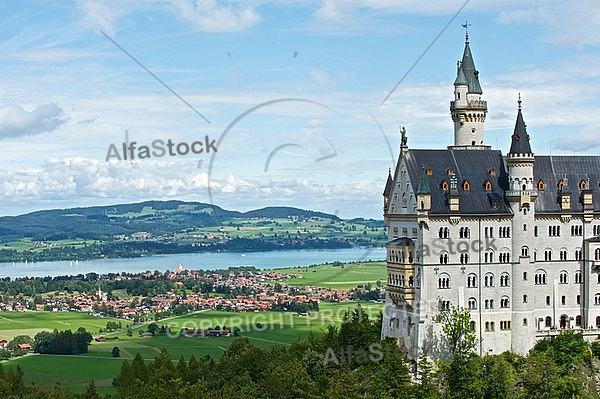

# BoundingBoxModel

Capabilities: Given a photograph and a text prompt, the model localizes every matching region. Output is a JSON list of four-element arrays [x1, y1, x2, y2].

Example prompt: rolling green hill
[[0, 201, 385, 262]]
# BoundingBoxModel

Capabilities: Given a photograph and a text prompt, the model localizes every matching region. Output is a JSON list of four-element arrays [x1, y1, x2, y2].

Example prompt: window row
[[467, 296, 511, 310], [388, 250, 413, 263], [534, 270, 583, 285], [438, 250, 511, 265], [440, 273, 512, 289], [436, 226, 511, 239], [388, 274, 414, 287], [521, 247, 584, 262]]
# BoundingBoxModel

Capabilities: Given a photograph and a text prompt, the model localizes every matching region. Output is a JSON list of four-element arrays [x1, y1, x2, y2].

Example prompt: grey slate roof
[[383, 171, 393, 196], [454, 66, 468, 86], [533, 156, 600, 213], [508, 107, 533, 155], [459, 40, 482, 94], [402, 150, 600, 215], [404, 149, 511, 215]]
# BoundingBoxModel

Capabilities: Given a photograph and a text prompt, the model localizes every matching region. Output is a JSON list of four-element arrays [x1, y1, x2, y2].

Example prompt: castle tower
[[449, 31, 489, 150], [506, 96, 538, 354]]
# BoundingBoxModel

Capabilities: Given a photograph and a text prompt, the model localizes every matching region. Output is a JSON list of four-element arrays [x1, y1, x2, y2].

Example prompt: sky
[[0, 0, 599, 219]]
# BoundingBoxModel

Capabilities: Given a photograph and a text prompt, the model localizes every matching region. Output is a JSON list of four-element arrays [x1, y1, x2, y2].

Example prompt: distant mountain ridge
[[0, 201, 359, 242]]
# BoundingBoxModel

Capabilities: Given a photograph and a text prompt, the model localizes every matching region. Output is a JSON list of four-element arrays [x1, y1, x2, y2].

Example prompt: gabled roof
[[533, 156, 600, 213], [404, 149, 511, 215]]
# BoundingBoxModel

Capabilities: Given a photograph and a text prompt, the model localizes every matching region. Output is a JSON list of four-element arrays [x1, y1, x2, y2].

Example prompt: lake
[[0, 247, 386, 279]]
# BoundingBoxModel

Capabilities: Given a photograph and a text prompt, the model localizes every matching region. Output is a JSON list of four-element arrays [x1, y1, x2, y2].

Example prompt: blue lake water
[[0, 247, 386, 279]]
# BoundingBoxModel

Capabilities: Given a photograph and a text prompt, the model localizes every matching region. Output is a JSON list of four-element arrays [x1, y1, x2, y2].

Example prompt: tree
[[147, 323, 159, 335], [434, 304, 477, 360], [112, 346, 121, 358]]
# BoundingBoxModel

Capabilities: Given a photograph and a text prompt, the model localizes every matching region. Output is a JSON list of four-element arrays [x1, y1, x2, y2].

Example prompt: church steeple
[[449, 28, 489, 150]]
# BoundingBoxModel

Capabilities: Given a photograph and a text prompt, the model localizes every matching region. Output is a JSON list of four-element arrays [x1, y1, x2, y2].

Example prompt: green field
[[0, 312, 122, 340], [4, 302, 383, 394], [276, 261, 387, 290]]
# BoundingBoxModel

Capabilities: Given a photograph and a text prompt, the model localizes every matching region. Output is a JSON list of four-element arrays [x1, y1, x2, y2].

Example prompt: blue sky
[[0, 0, 599, 219]]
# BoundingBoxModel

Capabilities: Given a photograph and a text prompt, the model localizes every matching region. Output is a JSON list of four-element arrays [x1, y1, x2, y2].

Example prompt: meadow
[[4, 301, 384, 394], [275, 261, 387, 290]]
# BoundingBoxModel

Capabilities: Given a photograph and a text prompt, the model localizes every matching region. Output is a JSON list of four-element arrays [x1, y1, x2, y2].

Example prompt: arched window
[[580, 180, 588, 190], [559, 271, 568, 284], [426, 168, 433, 176], [545, 316, 552, 328], [441, 180, 449, 191], [485, 180, 492, 191], [467, 273, 477, 288], [468, 297, 477, 310], [595, 248, 600, 261], [484, 273, 495, 287], [595, 293, 600, 305], [596, 316, 600, 328], [438, 227, 449, 239], [535, 270, 547, 285], [500, 296, 510, 308], [438, 273, 450, 289], [521, 246, 529, 257], [537, 179, 545, 191], [500, 273, 510, 287], [463, 180, 470, 191], [460, 253, 470, 264], [557, 180, 564, 190], [489, 169, 497, 176], [469, 321, 476, 331], [439, 252, 449, 265], [447, 168, 455, 176], [575, 270, 583, 284]]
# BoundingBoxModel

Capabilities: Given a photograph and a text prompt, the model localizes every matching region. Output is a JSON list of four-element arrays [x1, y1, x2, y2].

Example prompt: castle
[[380, 31, 600, 359]]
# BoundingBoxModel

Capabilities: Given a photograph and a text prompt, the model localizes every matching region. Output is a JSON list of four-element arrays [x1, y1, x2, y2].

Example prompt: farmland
[[4, 301, 383, 394]]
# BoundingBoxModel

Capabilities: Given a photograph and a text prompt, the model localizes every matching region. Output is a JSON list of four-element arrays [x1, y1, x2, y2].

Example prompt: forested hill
[[0, 201, 347, 242]]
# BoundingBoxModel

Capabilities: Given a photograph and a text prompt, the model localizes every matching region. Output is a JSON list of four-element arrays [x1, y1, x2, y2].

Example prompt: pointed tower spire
[[383, 168, 393, 196], [417, 170, 431, 195], [450, 26, 488, 150], [509, 94, 533, 155]]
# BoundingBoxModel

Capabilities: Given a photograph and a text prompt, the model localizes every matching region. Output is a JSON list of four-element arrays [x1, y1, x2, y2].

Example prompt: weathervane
[[462, 20, 471, 42]]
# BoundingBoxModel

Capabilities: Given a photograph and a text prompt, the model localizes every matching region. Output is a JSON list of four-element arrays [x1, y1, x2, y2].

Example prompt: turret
[[506, 95, 536, 207], [449, 31, 489, 150]]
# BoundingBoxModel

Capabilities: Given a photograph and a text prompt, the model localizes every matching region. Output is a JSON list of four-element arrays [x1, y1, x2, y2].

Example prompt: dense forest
[[0, 306, 598, 398]]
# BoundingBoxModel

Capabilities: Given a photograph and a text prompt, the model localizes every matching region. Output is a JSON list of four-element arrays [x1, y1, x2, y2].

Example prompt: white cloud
[[497, 9, 537, 24], [0, 103, 65, 139], [77, 0, 123, 36], [552, 122, 600, 153], [170, 0, 262, 32], [313, 0, 348, 20]]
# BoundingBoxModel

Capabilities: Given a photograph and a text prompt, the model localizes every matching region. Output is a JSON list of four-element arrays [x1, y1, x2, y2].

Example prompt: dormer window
[[485, 180, 492, 191], [489, 169, 497, 176], [580, 180, 588, 190], [441, 180, 449, 191], [557, 180, 564, 191], [463, 180, 470, 191], [537, 180, 545, 191], [426, 168, 433, 176], [447, 168, 455, 176]]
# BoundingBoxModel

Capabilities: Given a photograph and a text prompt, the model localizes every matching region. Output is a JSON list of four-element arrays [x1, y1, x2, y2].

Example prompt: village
[[0, 265, 375, 321]]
